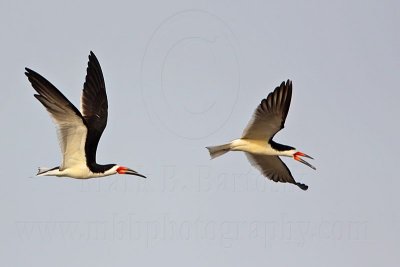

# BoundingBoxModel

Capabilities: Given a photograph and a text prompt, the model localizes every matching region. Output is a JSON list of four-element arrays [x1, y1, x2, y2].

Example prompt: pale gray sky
[[1, 1, 399, 266]]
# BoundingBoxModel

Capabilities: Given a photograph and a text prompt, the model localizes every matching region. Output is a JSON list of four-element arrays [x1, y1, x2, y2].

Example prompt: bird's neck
[[270, 140, 295, 151], [87, 163, 117, 174], [269, 140, 296, 156]]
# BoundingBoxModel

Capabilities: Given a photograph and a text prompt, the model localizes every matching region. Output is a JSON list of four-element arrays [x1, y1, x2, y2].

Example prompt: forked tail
[[37, 167, 58, 176], [206, 143, 231, 159]]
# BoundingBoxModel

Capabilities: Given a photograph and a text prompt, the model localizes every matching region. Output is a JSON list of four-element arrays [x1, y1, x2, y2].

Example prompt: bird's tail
[[37, 167, 51, 176], [206, 143, 231, 159], [37, 167, 59, 176]]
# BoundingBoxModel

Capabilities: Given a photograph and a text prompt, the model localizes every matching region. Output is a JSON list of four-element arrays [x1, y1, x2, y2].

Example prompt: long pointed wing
[[242, 80, 292, 140], [25, 68, 87, 169], [80, 51, 108, 165], [245, 153, 308, 190]]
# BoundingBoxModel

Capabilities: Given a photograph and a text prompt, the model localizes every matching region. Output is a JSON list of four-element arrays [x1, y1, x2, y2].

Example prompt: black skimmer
[[25, 51, 146, 179], [206, 80, 315, 190]]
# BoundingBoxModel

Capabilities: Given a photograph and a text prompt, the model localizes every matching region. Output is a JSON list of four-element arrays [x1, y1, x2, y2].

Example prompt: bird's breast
[[230, 139, 275, 155], [59, 166, 92, 179]]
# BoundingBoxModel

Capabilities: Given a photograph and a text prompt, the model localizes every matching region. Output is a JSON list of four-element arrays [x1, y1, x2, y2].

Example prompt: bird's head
[[115, 165, 146, 178], [292, 151, 316, 170]]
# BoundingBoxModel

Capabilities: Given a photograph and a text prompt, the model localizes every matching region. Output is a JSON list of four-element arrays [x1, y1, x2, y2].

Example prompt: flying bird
[[25, 51, 146, 179], [206, 80, 315, 190]]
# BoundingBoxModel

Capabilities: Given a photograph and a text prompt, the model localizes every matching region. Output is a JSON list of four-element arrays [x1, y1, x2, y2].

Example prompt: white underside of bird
[[207, 139, 298, 159], [37, 165, 121, 179], [230, 139, 292, 155]]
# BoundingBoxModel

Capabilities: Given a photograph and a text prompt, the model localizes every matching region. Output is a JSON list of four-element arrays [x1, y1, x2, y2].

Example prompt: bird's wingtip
[[24, 67, 32, 76], [296, 182, 308, 191]]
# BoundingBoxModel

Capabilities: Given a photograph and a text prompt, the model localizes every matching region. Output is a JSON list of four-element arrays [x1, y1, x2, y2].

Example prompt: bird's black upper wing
[[80, 51, 108, 165], [242, 80, 292, 140]]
